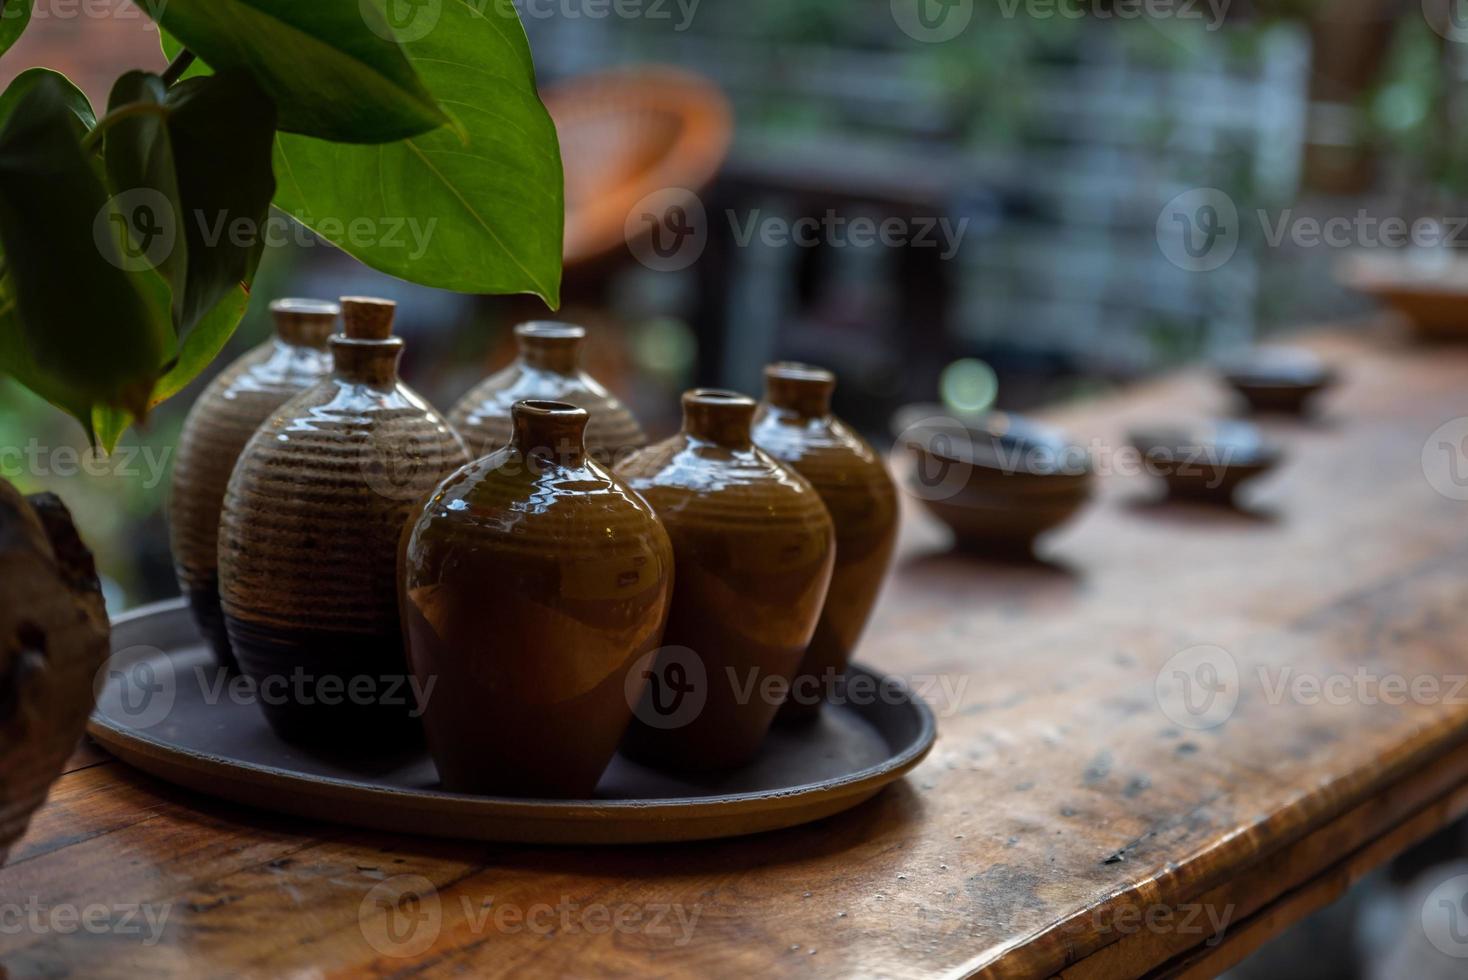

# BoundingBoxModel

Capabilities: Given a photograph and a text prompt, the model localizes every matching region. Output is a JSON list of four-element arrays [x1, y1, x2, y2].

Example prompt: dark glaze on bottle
[[754, 363, 899, 719], [617, 390, 835, 770], [218, 298, 469, 747], [400, 401, 674, 798]]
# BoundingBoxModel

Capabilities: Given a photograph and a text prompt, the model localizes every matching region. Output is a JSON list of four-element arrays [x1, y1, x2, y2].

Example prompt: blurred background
[[4, 2, 1468, 975], [5, 0, 1463, 610]]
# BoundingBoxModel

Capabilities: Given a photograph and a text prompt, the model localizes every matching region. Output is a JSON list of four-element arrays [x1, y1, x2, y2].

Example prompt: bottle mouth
[[766, 362, 835, 386], [515, 399, 589, 420], [516, 321, 586, 342]]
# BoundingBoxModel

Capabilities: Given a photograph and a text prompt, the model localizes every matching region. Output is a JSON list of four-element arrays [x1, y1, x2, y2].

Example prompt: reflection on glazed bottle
[[400, 400, 674, 798], [169, 299, 339, 670], [448, 321, 646, 467], [218, 298, 469, 747], [617, 390, 835, 770], [754, 363, 899, 720]]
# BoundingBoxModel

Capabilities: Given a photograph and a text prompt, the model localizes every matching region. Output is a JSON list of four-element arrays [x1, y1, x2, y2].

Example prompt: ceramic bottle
[[617, 389, 835, 770], [169, 298, 338, 669], [218, 298, 469, 746], [753, 363, 899, 719], [400, 400, 674, 798], [448, 321, 646, 467]]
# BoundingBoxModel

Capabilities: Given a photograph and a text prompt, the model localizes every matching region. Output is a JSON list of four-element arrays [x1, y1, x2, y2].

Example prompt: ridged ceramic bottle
[[169, 298, 339, 670], [753, 363, 899, 719], [617, 390, 835, 770], [218, 298, 470, 746], [400, 401, 674, 798], [448, 321, 646, 466]]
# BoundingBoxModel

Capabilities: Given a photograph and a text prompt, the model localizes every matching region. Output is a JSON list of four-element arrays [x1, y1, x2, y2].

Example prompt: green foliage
[[0, 73, 169, 430], [0, 0, 32, 58], [272, 1, 564, 305], [0, 0, 564, 451], [148, 0, 447, 143]]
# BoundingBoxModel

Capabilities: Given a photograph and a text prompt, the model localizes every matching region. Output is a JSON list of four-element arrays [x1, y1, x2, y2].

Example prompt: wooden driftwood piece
[[0, 479, 109, 865]]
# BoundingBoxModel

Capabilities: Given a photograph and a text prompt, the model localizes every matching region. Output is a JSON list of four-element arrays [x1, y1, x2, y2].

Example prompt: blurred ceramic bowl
[[1128, 421, 1281, 503], [1220, 347, 1337, 416], [1338, 251, 1468, 340], [892, 406, 1093, 497], [895, 407, 1093, 550]]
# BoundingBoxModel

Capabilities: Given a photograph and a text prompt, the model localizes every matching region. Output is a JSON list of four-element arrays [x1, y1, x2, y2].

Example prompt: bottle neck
[[683, 390, 756, 450], [270, 298, 339, 350], [517, 322, 585, 374], [510, 400, 589, 467], [331, 337, 404, 388], [764, 363, 835, 420]]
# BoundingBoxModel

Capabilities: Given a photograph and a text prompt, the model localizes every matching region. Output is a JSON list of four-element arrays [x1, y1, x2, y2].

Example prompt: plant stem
[[79, 102, 169, 154], [161, 50, 196, 87]]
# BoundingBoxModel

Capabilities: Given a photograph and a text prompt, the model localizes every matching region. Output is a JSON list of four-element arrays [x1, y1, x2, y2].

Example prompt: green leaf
[[0, 0, 32, 58], [0, 67, 96, 130], [90, 283, 250, 452], [0, 293, 95, 437], [0, 71, 169, 420], [272, 0, 564, 306], [145, 0, 447, 143], [104, 71, 188, 330], [165, 71, 277, 334]]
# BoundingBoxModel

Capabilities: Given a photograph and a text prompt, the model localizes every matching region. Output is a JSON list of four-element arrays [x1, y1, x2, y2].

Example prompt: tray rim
[[88, 599, 937, 840]]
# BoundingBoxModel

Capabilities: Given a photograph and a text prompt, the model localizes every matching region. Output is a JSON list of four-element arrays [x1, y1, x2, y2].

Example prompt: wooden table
[[6, 326, 1468, 978]]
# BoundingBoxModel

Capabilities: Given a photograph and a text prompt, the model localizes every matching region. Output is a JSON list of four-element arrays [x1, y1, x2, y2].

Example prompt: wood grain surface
[[5, 324, 1468, 979]]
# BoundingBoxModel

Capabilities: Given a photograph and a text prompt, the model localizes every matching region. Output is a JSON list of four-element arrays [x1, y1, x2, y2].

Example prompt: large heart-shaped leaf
[[165, 72, 276, 334], [145, 0, 446, 143], [0, 72, 168, 421], [271, 0, 564, 305], [0, 0, 32, 59]]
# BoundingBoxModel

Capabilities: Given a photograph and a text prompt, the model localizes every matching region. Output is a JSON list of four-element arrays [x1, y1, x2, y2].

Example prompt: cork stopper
[[340, 297, 397, 340], [270, 298, 339, 349], [764, 362, 836, 418], [516, 321, 585, 373], [682, 389, 756, 449], [511, 400, 589, 466], [332, 297, 403, 387]]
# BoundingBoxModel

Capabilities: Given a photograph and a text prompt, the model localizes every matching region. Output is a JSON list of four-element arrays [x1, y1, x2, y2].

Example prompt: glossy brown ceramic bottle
[[400, 400, 674, 798], [169, 299, 338, 669], [753, 363, 899, 719], [218, 298, 470, 746], [617, 390, 835, 770], [448, 321, 646, 466]]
